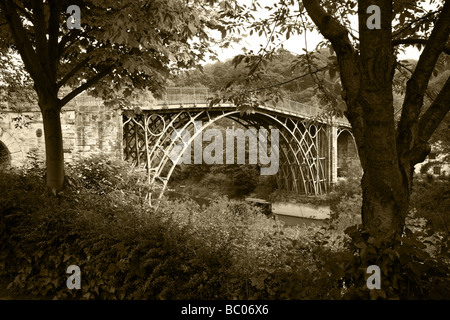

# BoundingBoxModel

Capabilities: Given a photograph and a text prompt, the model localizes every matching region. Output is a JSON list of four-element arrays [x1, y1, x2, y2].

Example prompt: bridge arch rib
[[123, 108, 330, 203]]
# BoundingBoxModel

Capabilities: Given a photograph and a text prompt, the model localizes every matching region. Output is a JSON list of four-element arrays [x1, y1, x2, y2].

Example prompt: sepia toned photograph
[[0, 0, 448, 308]]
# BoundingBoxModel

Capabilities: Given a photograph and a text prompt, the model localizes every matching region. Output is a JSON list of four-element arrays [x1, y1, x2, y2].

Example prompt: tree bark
[[359, 77, 409, 242], [2, 0, 114, 195], [302, 0, 412, 244], [40, 96, 65, 194], [357, 0, 409, 243]]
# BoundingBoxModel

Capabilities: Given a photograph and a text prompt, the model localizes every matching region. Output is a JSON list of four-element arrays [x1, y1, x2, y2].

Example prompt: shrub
[[338, 222, 449, 300], [231, 166, 259, 197], [66, 154, 149, 197], [1, 157, 448, 300], [410, 177, 449, 233], [0, 170, 237, 299], [253, 175, 278, 198], [0, 164, 318, 300], [329, 194, 362, 233]]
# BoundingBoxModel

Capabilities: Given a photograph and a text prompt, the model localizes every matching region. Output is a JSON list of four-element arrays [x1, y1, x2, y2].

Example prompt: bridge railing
[[266, 98, 321, 118], [159, 87, 338, 122], [161, 87, 211, 105]]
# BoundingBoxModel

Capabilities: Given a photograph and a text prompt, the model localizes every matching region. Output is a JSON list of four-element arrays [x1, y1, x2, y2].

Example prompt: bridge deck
[[145, 87, 350, 127]]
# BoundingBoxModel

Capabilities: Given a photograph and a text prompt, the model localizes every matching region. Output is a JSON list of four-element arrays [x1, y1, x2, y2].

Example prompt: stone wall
[[337, 130, 360, 177], [68, 94, 123, 162], [0, 93, 123, 168]]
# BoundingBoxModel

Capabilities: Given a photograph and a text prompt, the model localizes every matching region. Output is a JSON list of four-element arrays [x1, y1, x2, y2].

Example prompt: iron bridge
[[122, 87, 355, 204]]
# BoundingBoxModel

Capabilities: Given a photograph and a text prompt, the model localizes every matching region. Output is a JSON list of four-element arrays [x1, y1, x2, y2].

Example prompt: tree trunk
[[358, 61, 409, 243], [358, 0, 408, 244], [40, 97, 65, 194], [361, 165, 410, 243], [301, 0, 449, 246]]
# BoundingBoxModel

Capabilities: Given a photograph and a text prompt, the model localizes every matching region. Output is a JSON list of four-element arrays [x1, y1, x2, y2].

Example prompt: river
[[165, 191, 329, 228]]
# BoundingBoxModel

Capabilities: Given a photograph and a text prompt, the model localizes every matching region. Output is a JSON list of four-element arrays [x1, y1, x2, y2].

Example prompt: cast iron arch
[[123, 109, 329, 203]]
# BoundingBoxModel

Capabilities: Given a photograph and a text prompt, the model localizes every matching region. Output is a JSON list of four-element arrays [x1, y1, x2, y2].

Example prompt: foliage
[[252, 175, 278, 199], [0, 166, 228, 299], [336, 222, 449, 300], [170, 48, 338, 108], [65, 154, 149, 198], [410, 178, 450, 233], [268, 190, 332, 206], [0, 0, 242, 192], [231, 166, 259, 197], [200, 0, 450, 246], [332, 170, 363, 200], [0, 0, 230, 103], [0, 160, 293, 299], [1, 157, 448, 300], [330, 194, 362, 234], [172, 162, 262, 200], [280, 216, 449, 300]]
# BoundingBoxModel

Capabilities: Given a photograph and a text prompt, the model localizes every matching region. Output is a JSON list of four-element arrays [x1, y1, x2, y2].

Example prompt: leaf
[[409, 262, 424, 277], [355, 241, 366, 249], [231, 54, 245, 68], [377, 289, 387, 299], [369, 289, 379, 300], [329, 68, 336, 80], [329, 46, 334, 55], [187, 22, 198, 35]]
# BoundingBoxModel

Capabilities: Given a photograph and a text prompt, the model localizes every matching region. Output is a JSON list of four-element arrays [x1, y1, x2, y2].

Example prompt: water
[[166, 191, 328, 227], [275, 214, 328, 227]]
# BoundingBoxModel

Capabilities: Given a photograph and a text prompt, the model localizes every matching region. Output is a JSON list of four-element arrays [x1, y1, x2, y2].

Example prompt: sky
[[205, 0, 423, 64], [210, 31, 422, 64]]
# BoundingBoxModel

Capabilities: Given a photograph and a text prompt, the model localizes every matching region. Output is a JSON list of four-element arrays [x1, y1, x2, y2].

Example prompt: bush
[[0, 162, 320, 299], [66, 154, 149, 197], [1, 157, 448, 300], [410, 177, 450, 233], [253, 175, 278, 198], [329, 194, 362, 234], [338, 222, 449, 300], [171, 164, 261, 199], [0, 169, 236, 299], [231, 166, 259, 197]]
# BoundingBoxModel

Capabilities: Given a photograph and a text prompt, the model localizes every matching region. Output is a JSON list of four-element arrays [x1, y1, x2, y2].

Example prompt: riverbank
[[167, 190, 330, 227]]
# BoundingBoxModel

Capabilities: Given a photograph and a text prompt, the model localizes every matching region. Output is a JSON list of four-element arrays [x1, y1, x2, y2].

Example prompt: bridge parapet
[[157, 87, 349, 126]]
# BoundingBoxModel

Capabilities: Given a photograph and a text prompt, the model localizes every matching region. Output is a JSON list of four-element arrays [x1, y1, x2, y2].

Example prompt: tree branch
[[0, 0, 53, 93], [393, 38, 450, 55], [58, 28, 98, 57], [408, 76, 450, 165], [59, 64, 115, 107], [397, 61, 435, 102], [32, 0, 51, 80], [57, 55, 92, 89], [418, 76, 450, 147], [392, 10, 441, 38], [301, 0, 366, 168], [58, 29, 82, 55], [48, 0, 61, 74], [12, 2, 33, 22], [397, 0, 450, 157]]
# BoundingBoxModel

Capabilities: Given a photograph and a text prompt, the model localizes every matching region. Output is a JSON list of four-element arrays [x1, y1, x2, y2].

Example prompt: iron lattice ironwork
[[122, 88, 351, 204]]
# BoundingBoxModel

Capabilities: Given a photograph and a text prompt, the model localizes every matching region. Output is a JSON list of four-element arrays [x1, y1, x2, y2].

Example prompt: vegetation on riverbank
[[0, 156, 448, 299]]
